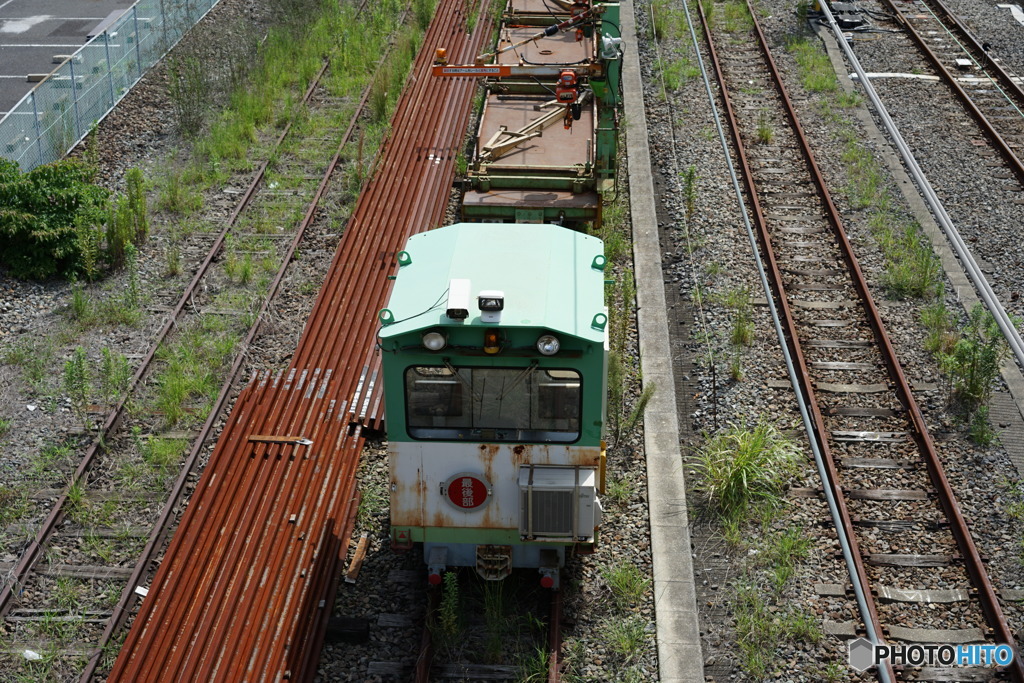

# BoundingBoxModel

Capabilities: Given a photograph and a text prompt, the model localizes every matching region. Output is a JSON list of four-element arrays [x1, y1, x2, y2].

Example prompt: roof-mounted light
[[536, 334, 560, 356], [422, 331, 447, 351], [478, 290, 504, 323]]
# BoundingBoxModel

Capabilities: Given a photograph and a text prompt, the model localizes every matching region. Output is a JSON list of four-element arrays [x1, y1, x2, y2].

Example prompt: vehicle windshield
[[404, 365, 581, 442]]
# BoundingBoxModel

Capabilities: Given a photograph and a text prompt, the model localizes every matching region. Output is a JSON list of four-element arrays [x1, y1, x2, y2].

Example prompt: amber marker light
[[483, 329, 501, 354]]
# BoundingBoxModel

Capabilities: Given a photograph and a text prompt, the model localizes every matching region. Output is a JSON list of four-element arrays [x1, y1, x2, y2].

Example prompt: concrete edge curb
[[620, 2, 705, 681]]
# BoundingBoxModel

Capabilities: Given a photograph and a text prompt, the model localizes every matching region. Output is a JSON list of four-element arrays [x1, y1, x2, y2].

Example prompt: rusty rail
[[414, 585, 440, 683], [79, 45, 385, 682], [107, 1, 495, 679], [700, 0, 1023, 680], [547, 589, 563, 682]]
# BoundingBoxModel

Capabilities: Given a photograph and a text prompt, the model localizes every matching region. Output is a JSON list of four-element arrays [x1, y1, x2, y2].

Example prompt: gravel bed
[[637, 0, 1024, 679], [3, 0, 1024, 680]]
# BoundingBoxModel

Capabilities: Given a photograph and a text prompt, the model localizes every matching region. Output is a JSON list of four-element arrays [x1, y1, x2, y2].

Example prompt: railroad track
[[876, 0, 1024, 182], [0, 2, 410, 677], [106, 0, 496, 679], [700, 0, 1023, 679], [410, 577, 565, 682]]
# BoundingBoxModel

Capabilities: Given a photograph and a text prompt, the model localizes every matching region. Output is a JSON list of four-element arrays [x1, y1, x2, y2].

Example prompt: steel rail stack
[[700, 0, 1024, 680], [108, 1, 495, 680]]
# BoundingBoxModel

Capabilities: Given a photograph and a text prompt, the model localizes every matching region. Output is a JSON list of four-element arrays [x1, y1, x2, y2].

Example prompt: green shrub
[[0, 159, 109, 279]]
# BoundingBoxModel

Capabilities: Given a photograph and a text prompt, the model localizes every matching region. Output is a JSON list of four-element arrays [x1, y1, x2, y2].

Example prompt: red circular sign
[[445, 473, 490, 509]]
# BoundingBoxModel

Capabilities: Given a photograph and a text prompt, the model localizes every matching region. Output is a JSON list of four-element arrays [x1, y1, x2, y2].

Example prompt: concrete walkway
[[620, 2, 705, 681]]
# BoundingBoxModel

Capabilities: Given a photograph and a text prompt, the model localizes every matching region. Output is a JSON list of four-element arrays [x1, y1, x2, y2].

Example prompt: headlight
[[422, 331, 447, 351], [536, 334, 560, 356]]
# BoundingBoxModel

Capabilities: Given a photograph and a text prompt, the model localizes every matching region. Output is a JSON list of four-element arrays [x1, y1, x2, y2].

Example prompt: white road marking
[[0, 43, 84, 47], [1, 15, 52, 33]]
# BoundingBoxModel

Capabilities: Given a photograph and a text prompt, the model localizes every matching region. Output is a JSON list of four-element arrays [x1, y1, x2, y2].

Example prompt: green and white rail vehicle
[[377, 223, 608, 587]]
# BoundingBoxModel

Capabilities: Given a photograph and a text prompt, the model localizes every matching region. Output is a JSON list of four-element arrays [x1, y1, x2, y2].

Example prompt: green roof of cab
[[378, 223, 607, 343]]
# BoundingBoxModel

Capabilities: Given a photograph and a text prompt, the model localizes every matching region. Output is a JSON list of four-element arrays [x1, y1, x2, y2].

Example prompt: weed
[[837, 90, 863, 108], [63, 347, 91, 426], [729, 353, 744, 381], [784, 36, 838, 93], [721, 0, 754, 32], [99, 348, 132, 405], [694, 419, 800, 519], [414, 0, 436, 30], [482, 580, 508, 663], [605, 475, 632, 507], [156, 169, 202, 216], [82, 530, 114, 563], [921, 286, 958, 355], [165, 241, 182, 276], [621, 382, 656, 437], [756, 527, 811, 592], [124, 243, 142, 313], [75, 216, 104, 282], [0, 417, 11, 436], [53, 577, 82, 610], [239, 253, 254, 285], [124, 167, 149, 244], [600, 561, 650, 611], [604, 615, 647, 662], [167, 54, 210, 138], [66, 478, 88, 525], [70, 281, 92, 322], [822, 662, 846, 682], [356, 477, 387, 527], [968, 405, 999, 446], [722, 288, 755, 347], [939, 303, 1011, 412], [143, 437, 187, 475], [734, 583, 775, 677], [518, 645, 549, 682], [0, 486, 30, 528], [881, 224, 939, 298], [435, 571, 461, 656], [755, 109, 774, 144], [680, 165, 698, 225]]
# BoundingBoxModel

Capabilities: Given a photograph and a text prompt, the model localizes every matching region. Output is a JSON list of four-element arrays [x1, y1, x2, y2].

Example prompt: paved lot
[[0, 0, 135, 116]]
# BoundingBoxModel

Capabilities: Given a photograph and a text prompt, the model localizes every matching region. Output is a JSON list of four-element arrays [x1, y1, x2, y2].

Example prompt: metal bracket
[[247, 435, 313, 446]]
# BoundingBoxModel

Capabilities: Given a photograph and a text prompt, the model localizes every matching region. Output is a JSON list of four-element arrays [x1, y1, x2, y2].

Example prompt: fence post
[[104, 32, 116, 108], [132, 7, 143, 79], [31, 92, 43, 167], [159, 0, 168, 52], [67, 59, 83, 144]]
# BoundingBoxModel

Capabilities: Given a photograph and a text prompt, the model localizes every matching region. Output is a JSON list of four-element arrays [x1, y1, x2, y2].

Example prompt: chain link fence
[[0, 0, 222, 171]]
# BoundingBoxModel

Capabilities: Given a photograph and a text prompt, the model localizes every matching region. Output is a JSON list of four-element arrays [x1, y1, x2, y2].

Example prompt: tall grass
[[694, 419, 800, 518]]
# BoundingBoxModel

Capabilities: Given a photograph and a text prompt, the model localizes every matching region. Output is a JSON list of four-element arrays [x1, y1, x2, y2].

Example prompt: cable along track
[[877, 0, 1024, 183], [699, 0, 1022, 679]]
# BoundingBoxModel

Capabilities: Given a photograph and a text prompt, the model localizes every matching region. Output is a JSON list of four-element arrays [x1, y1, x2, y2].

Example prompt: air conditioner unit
[[518, 466, 601, 542]]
